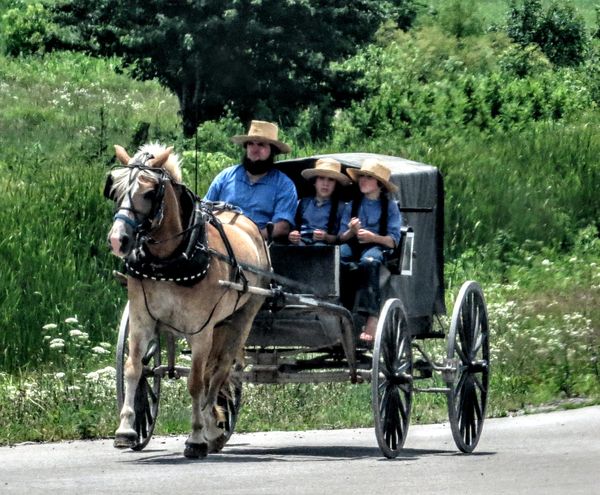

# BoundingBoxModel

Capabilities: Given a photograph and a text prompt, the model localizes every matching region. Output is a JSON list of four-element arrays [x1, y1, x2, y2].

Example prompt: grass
[[422, 0, 600, 28], [1, 239, 598, 445]]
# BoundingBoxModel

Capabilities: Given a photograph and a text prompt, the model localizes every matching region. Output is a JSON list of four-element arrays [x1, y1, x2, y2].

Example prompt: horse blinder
[[103, 173, 116, 201]]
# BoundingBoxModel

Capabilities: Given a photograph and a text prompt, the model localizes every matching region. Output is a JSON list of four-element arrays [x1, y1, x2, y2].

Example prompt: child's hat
[[346, 158, 398, 192], [301, 157, 351, 186]]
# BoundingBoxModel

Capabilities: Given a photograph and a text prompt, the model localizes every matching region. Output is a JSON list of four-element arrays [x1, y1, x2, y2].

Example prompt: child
[[288, 158, 351, 245], [337, 159, 402, 342]]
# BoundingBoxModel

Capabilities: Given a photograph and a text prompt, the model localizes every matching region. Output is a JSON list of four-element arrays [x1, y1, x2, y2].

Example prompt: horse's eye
[[143, 190, 157, 201]]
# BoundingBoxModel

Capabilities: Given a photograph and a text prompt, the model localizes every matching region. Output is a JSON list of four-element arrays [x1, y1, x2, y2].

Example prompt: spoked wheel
[[446, 281, 490, 453], [371, 298, 413, 458], [116, 302, 162, 451], [209, 366, 243, 453]]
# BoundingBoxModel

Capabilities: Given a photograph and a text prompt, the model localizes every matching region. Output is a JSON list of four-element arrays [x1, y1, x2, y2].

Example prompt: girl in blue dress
[[288, 158, 351, 245], [337, 159, 402, 342]]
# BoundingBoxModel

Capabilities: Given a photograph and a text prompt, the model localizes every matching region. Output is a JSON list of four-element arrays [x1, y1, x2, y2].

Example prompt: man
[[204, 120, 297, 240]]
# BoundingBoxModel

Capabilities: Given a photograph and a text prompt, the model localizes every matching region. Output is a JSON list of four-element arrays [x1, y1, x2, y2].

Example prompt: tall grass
[[0, 52, 181, 370]]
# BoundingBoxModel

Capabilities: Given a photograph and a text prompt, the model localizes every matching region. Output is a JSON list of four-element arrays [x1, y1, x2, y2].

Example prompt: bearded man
[[204, 120, 297, 240]]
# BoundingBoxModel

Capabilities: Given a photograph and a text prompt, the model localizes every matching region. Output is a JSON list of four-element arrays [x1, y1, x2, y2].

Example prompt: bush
[[436, 0, 485, 38], [2, 2, 52, 56], [506, 0, 588, 66]]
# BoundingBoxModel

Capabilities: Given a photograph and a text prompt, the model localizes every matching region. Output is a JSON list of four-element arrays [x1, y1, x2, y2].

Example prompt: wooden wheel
[[371, 298, 413, 458], [446, 281, 490, 453], [209, 368, 243, 453], [116, 302, 161, 451]]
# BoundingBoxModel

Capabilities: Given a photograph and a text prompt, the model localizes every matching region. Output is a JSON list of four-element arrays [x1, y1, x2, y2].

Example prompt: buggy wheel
[[116, 302, 161, 451], [209, 367, 243, 453], [371, 298, 413, 458], [446, 281, 490, 453]]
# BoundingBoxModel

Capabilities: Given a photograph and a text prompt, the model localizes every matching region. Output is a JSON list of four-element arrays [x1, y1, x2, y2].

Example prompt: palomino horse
[[106, 143, 270, 458]]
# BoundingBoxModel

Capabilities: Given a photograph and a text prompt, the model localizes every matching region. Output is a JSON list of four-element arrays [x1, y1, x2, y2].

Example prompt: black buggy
[[115, 153, 490, 458]]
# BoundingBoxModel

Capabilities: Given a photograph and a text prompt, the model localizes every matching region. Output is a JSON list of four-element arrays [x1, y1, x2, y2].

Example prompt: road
[[1, 406, 598, 494]]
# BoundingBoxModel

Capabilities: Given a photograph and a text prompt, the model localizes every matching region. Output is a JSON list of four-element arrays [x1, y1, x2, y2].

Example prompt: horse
[[105, 143, 270, 458]]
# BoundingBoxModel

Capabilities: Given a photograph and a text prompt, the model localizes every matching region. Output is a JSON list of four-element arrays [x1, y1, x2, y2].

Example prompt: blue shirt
[[205, 165, 298, 229], [296, 197, 345, 235], [339, 196, 402, 245]]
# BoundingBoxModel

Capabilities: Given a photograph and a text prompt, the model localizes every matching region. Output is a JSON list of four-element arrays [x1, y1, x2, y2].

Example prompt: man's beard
[[242, 154, 275, 176]]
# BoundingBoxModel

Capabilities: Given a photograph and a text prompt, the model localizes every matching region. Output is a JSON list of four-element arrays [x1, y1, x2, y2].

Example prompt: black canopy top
[[276, 153, 446, 327]]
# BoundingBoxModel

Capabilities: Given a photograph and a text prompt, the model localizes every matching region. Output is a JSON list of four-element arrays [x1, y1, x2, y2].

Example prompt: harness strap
[[113, 212, 139, 229]]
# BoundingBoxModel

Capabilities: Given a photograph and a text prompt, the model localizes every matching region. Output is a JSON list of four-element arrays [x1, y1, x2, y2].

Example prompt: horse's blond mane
[[109, 143, 183, 201]]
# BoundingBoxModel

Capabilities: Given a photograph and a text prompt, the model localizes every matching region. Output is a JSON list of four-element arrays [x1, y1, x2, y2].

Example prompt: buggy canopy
[[277, 153, 446, 335]]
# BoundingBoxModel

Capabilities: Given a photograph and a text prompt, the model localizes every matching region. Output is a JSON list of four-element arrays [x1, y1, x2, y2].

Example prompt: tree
[[50, 0, 417, 137], [506, 0, 588, 67]]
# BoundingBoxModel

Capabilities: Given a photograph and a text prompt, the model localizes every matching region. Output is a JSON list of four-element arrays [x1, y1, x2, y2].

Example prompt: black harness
[[125, 192, 212, 286], [106, 158, 242, 288]]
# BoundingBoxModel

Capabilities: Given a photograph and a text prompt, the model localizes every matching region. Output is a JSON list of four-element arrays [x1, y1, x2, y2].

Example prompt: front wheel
[[116, 302, 161, 451], [371, 298, 413, 458], [446, 281, 490, 453]]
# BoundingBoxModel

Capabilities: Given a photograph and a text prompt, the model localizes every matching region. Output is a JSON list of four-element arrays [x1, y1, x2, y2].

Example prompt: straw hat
[[301, 158, 351, 186], [346, 158, 398, 193], [231, 120, 291, 154]]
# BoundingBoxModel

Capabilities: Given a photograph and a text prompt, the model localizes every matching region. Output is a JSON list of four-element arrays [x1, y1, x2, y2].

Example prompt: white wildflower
[[42, 323, 58, 330], [85, 371, 100, 381], [69, 329, 84, 337], [92, 346, 110, 355], [97, 366, 116, 377], [541, 259, 551, 266], [54, 372, 65, 379], [65, 317, 79, 324], [49, 338, 65, 349]]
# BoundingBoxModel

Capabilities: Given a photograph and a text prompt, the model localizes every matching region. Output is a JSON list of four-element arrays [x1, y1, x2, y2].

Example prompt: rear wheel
[[116, 302, 161, 451], [371, 298, 413, 458], [446, 281, 490, 453]]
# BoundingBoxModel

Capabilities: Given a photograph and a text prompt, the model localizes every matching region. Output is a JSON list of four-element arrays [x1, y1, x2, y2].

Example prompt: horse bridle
[[106, 153, 170, 238]]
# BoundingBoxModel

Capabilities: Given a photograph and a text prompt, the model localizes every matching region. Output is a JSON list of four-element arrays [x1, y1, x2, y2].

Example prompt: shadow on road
[[120, 443, 488, 465]]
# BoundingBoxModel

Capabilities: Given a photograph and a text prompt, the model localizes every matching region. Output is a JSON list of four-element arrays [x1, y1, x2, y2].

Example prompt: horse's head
[[105, 143, 182, 258]]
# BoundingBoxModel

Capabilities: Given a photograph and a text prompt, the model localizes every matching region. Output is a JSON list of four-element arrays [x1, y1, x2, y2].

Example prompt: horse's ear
[[114, 145, 131, 165], [149, 146, 173, 168]]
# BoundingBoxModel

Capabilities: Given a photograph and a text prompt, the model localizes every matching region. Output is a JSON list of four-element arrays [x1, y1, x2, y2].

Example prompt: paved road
[[1, 406, 599, 494]]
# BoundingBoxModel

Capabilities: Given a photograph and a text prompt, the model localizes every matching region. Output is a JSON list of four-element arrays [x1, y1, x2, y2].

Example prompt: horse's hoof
[[114, 432, 138, 449], [208, 434, 227, 454], [184, 441, 208, 459]]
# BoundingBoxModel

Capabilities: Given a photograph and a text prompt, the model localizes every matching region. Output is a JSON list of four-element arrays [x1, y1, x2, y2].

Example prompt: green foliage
[[506, 0, 589, 66], [2, 1, 53, 56], [436, 0, 485, 38], [49, 0, 418, 137], [333, 26, 593, 146]]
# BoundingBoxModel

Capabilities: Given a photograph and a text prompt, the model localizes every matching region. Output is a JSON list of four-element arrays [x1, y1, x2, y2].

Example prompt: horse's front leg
[[114, 319, 155, 449], [183, 329, 213, 459]]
